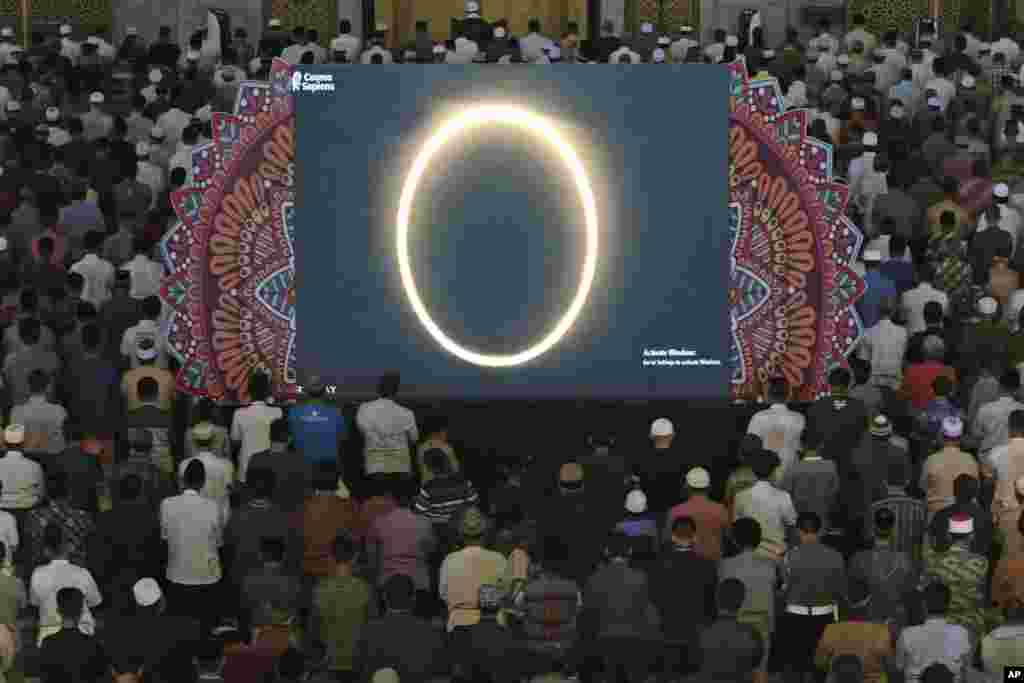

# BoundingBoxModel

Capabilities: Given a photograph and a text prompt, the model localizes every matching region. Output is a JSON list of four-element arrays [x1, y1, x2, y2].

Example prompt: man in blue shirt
[[858, 249, 898, 329], [288, 375, 345, 468]]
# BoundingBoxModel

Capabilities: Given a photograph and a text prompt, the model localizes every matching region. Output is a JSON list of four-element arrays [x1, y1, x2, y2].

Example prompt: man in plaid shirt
[[24, 470, 94, 573]]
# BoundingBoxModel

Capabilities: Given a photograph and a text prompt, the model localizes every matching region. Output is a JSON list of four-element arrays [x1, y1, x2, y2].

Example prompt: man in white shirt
[[356, 371, 418, 479], [161, 459, 223, 634], [121, 296, 169, 370], [902, 264, 949, 335], [10, 370, 67, 456], [30, 524, 102, 645], [978, 184, 1023, 254], [746, 377, 805, 477], [58, 25, 80, 65], [973, 371, 1024, 457], [135, 142, 165, 209], [81, 92, 113, 143], [330, 19, 361, 62], [179, 423, 234, 525], [121, 242, 163, 301], [733, 451, 798, 561], [518, 18, 555, 62], [924, 72, 956, 112], [0, 425, 43, 515], [858, 298, 909, 390], [230, 372, 283, 483], [70, 231, 114, 309], [155, 97, 191, 149], [895, 583, 971, 683], [847, 131, 879, 191]]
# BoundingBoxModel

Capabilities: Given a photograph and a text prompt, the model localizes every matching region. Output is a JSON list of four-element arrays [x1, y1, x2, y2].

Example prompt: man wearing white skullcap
[[664, 466, 728, 560], [633, 418, 685, 517], [920, 416, 978, 517], [977, 183, 1023, 257], [608, 44, 640, 64], [58, 24, 80, 65], [329, 19, 361, 63], [81, 92, 112, 143], [671, 26, 698, 62]]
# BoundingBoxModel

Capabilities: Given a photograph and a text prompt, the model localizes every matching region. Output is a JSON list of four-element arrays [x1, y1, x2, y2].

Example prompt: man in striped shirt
[[871, 457, 927, 562], [412, 449, 479, 524]]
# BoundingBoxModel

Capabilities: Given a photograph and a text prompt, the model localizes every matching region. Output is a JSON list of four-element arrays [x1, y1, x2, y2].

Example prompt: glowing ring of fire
[[396, 104, 599, 368]]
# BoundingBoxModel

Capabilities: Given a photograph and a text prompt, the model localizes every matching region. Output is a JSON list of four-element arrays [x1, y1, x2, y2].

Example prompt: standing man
[[231, 371, 282, 485], [777, 512, 846, 683], [356, 372, 418, 488], [635, 418, 689, 520], [921, 417, 979, 519], [665, 467, 728, 561], [985, 409, 1024, 527], [289, 375, 344, 471], [746, 377, 805, 477]]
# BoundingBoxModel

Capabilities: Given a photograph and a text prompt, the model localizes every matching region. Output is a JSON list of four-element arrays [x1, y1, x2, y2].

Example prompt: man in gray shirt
[[781, 429, 840, 532], [777, 512, 847, 682], [720, 518, 778, 679]]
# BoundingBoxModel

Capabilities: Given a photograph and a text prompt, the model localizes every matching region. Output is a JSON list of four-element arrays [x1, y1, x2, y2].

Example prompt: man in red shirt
[[899, 335, 957, 411], [665, 467, 729, 561]]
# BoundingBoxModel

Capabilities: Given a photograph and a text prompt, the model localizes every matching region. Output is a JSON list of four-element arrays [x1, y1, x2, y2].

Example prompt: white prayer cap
[[640, 22, 654, 34], [830, 69, 843, 82], [0, 28, 12, 38], [851, 97, 865, 110], [149, 126, 165, 139], [961, 74, 976, 88], [126, 26, 138, 36], [4, 101, 19, 113], [686, 467, 711, 489], [149, 68, 163, 84], [652, 48, 666, 63], [725, 35, 738, 47], [762, 49, 775, 58], [89, 91, 104, 105], [680, 25, 694, 33], [375, 22, 388, 32], [268, 18, 282, 28], [862, 131, 878, 147], [186, 49, 200, 61], [132, 578, 162, 607], [942, 416, 964, 438], [45, 107, 59, 122], [494, 26, 506, 38], [995, 183, 1011, 198], [927, 96, 941, 108], [135, 141, 150, 158], [3, 424, 23, 445], [86, 36, 100, 45], [978, 296, 999, 316], [465, 1, 479, 12], [657, 36, 671, 46], [890, 105, 904, 119], [862, 249, 882, 262], [59, 24, 72, 36], [625, 489, 648, 514], [546, 45, 560, 60], [432, 43, 446, 55], [837, 54, 850, 65], [650, 418, 674, 437]]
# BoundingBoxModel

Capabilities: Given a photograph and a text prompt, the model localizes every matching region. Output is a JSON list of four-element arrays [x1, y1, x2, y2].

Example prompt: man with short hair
[[903, 266, 950, 336], [733, 450, 798, 562], [30, 524, 102, 645], [777, 512, 846, 683], [895, 582, 971, 682], [665, 467, 728, 561], [123, 376, 172, 479], [161, 459, 224, 636], [232, 371, 283, 485], [224, 467, 297, 591], [70, 230, 114, 308], [120, 238, 162, 301], [850, 507, 917, 629], [119, 295, 167, 369], [241, 536, 300, 638], [440, 507, 507, 632], [859, 297, 908, 390], [518, 18, 555, 62], [780, 428, 840, 533], [289, 375, 345, 470], [38, 587, 108, 680], [112, 428, 173, 508], [178, 423, 234, 524], [746, 377, 805, 476], [807, 367, 869, 469], [698, 578, 764, 680], [313, 533, 377, 678], [929, 474, 994, 555], [985, 408, 1024, 526], [3, 316, 60, 405], [972, 370, 1024, 456], [0, 425, 44, 542], [921, 513, 989, 639], [719, 518, 776, 682], [356, 371, 418, 482], [121, 337, 174, 412], [11, 368, 67, 455], [25, 470, 94, 572], [329, 20, 361, 62]]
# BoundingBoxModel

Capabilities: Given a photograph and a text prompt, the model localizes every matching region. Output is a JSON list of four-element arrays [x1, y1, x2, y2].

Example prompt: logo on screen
[[291, 72, 302, 92], [1007, 668, 1024, 681]]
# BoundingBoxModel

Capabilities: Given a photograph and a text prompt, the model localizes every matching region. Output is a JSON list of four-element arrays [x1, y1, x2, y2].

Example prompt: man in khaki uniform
[[984, 409, 1024, 527], [920, 416, 980, 520]]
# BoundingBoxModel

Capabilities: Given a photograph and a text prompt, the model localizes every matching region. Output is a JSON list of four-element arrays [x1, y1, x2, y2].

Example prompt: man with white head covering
[[992, 32, 1020, 65], [0, 27, 15, 67], [608, 44, 640, 64], [920, 417, 978, 519], [633, 418, 688, 518], [330, 19, 361, 62], [461, 1, 493, 50], [704, 28, 726, 63], [134, 141, 164, 208], [360, 25, 393, 64], [44, 107, 70, 147], [810, 18, 838, 56], [671, 25, 698, 62], [634, 21, 656, 62], [58, 24, 80, 65], [978, 183, 1023, 255], [81, 92, 112, 142]]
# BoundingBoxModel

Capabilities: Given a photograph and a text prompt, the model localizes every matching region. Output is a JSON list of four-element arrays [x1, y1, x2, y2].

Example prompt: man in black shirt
[[39, 587, 109, 682], [148, 26, 182, 70]]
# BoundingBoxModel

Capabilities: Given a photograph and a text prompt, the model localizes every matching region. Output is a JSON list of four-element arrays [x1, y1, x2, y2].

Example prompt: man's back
[[247, 450, 310, 513], [358, 611, 444, 679], [226, 500, 296, 583], [103, 613, 200, 683], [585, 561, 656, 639], [650, 545, 716, 641], [39, 626, 108, 682], [699, 616, 764, 680], [314, 573, 375, 673], [297, 494, 362, 577], [849, 544, 916, 623], [807, 394, 869, 463], [781, 458, 840, 529]]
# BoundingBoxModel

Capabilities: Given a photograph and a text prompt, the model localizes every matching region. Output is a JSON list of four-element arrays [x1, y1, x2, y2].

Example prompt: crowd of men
[[0, 3, 1019, 683]]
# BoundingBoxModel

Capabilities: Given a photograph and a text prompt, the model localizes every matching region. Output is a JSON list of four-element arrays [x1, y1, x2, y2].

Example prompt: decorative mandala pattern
[[728, 63, 866, 401], [162, 60, 865, 403], [161, 58, 298, 403], [270, 0, 339, 43], [845, 0, 929, 38]]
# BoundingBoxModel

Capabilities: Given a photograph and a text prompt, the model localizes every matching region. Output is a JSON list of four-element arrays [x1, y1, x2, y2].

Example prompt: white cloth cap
[[890, 105, 905, 119], [942, 416, 964, 438], [949, 513, 974, 534], [851, 97, 865, 110], [149, 68, 163, 84], [89, 92, 104, 104], [59, 24, 72, 36], [927, 96, 941, 108], [371, 670, 399, 683], [494, 26, 506, 39], [830, 69, 843, 81], [680, 25, 694, 33], [995, 183, 1010, 198], [862, 131, 878, 146], [5, 101, 19, 112], [86, 36, 100, 45], [870, 414, 893, 437], [126, 26, 138, 36], [961, 74, 976, 88], [45, 107, 59, 122], [652, 48, 666, 63], [0, 28, 12, 38], [433, 43, 446, 55], [837, 54, 850, 64], [650, 418, 674, 437], [725, 35, 738, 47], [268, 18, 282, 28], [186, 49, 200, 61], [135, 141, 150, 157], [686, 467, 711, 489], [465, 0, 479, 11], [133, 578, 162, 607], [546, 45, 560, 60], [862, 249, 882, 262], [375, 22, 388, 32], [641, 22, 654, 34], [762, 49, 775, 58], [978, 296, 999, 316], [3, 424, 23, 445], [625, 489, 648, 513], [657, 36, 671, 46]]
